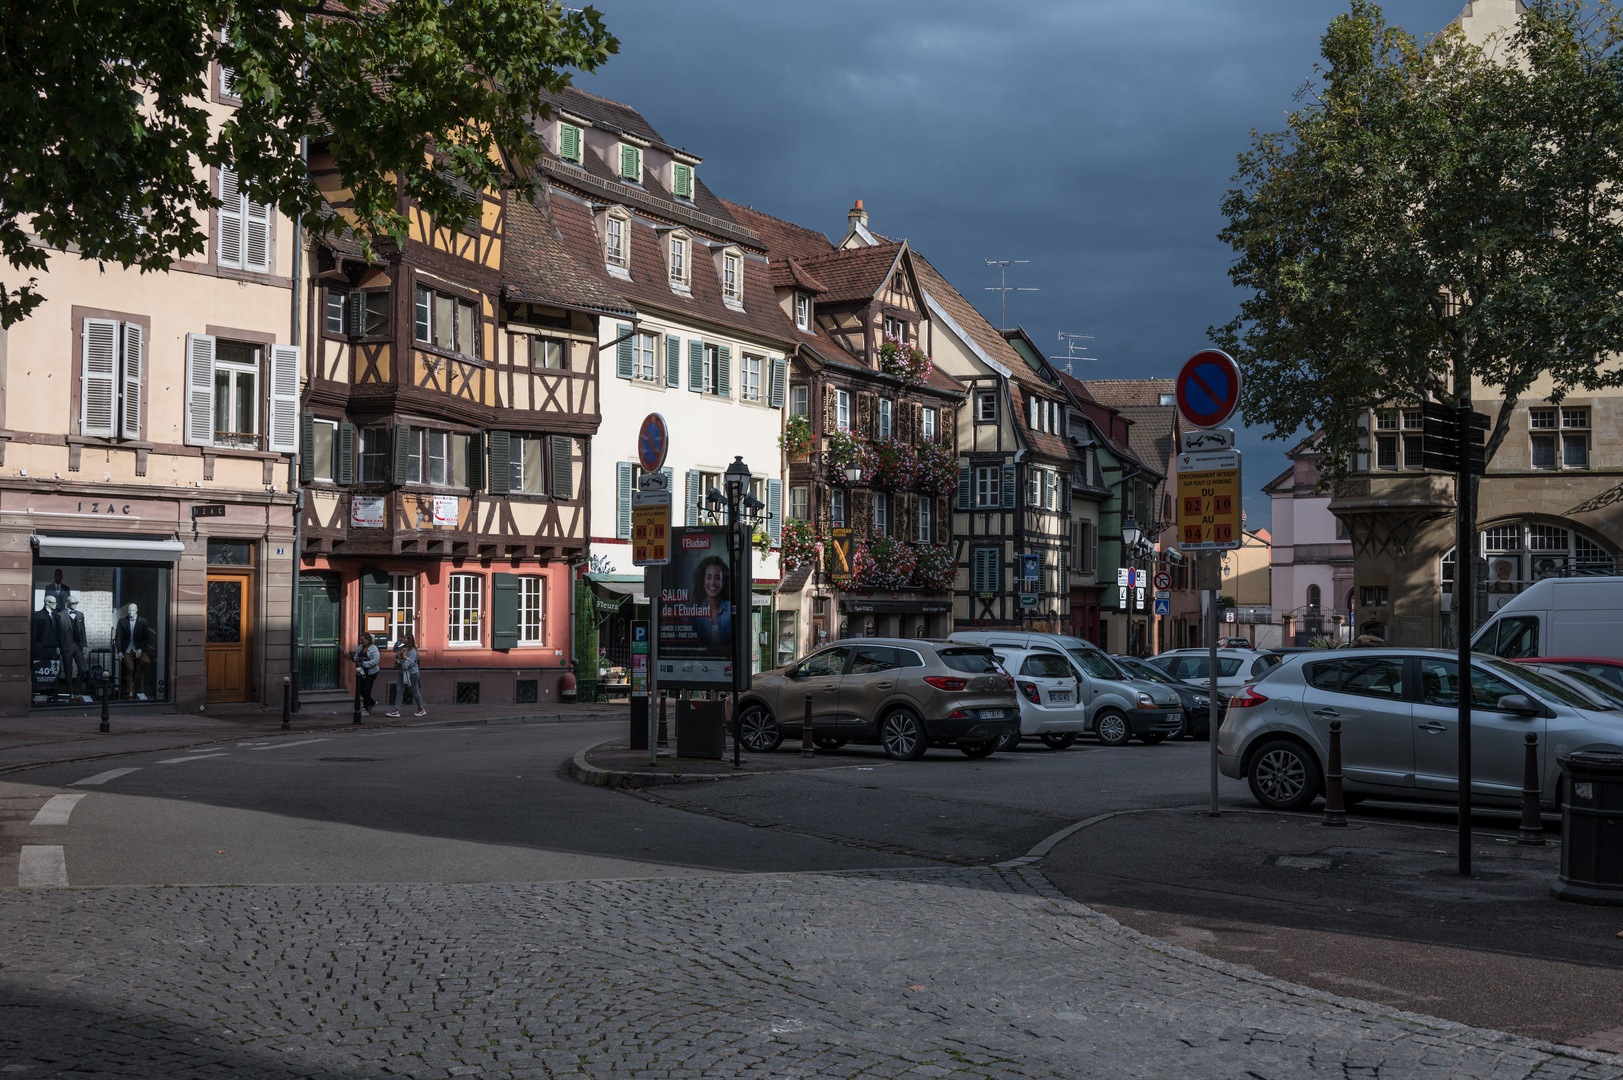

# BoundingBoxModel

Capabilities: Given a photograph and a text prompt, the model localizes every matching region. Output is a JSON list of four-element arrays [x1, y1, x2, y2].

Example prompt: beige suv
[[737, 640, 1019, 760]]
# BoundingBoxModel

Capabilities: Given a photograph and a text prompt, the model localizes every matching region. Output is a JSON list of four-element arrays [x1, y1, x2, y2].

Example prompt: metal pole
[[281, 675, 291, 730], [99, 680, 110, 734], [1457, 404, 1473, 876], [647, 565, 660, 767], [1323, 719, 1347, 827], [1519, 731, 1544, 845], [1208, 581, 1219, 816], [731, 497, 742, 770], [802, 691, 815, 758]]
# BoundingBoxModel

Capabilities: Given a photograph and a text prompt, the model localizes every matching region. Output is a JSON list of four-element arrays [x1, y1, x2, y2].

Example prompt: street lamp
[[843, 461, 863, 485], [1122, 516, 1142, 550], [723, 456, 751, 768]]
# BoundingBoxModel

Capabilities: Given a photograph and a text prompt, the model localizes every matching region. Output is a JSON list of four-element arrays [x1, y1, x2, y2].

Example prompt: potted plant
[[780, 414, 812, 461], [878, 332, 934, 386]]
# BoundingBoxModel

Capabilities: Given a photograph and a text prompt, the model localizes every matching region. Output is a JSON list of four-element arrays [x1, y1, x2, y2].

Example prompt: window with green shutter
[[559, 123, 582, 162], [673, 162, 693, 199], [491, 573, 520, 651], [550, 436, 573, 499], [616, 463, 634, 540], [620, 144, 641, 180], [665, 334, 681, 388], [616, 321, 634, 380]]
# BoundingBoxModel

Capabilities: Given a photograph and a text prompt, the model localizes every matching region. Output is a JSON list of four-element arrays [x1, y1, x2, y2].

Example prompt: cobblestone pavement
[[3, 868, 1620, 1080]]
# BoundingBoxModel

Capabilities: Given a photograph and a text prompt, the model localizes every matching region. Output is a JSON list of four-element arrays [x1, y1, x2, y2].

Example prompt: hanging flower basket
[[879, 333, 934, 387], [855, 536, 916, 590], [826, 429, 875, 485], [780, 519, 816, 572], [917, 440, 960, 496], [912, 543, 957, 589], [780, 414, 812, 462], [871, 439, 919, 490]]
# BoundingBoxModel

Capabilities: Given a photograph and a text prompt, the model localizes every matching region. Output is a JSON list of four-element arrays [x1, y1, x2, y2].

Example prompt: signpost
[[1153, 570, 1171, 592], [1176, 349, 1243, 818], [636, 414, 670, 766], [632, 473, 671, 567]]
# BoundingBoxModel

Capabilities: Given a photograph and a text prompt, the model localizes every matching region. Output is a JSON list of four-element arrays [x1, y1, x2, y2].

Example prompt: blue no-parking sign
[[1175, 350, 1242, 430]]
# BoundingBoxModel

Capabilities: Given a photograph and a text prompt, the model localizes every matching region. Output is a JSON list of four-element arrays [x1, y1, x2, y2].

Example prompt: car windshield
[[1549, 666, 1623, 710], [1068, 648, 1124, 680], [938, 647, 1001, 674], [1117, 657, 1176, 684], [1484, 659, 1595, 709]]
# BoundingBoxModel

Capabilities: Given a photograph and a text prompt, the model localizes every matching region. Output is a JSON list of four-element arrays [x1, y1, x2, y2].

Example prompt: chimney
[[848, 199, 868, 232]]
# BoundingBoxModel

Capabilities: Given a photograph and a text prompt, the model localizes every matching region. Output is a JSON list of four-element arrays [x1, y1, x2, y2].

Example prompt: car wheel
[[1094, 710, 1130, 747], [880, 711, 928, 761], [997, 729, 1022, 752], [959, 739, 997, 758], [1138, 732, 1167, 745], [1039, 732, 1078, 750], [738, 705, 782, 753], [1247, 738, 1323, 812], [813, 736, 848, 751]]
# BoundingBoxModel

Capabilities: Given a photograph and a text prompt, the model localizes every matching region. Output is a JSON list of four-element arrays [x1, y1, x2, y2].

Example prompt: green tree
[[1212, 0, 1623, 475], [0, 0, 616, 327]]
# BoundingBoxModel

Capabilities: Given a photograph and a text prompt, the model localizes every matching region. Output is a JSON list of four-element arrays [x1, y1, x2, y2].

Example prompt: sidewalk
[[0, 699, 629, 775], [1041, 806, 1623, 1049]]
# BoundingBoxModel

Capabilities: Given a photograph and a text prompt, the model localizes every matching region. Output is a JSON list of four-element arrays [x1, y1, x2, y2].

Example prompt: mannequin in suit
[[43, 570, 71, 612], [31, 593, 59, 688], [55, 597, 88, 694], [114, 602, 154, 698]]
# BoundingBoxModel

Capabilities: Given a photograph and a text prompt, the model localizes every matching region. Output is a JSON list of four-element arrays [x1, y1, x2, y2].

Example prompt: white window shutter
[[79, 318, 118, 437], [244, 198, 271, 272], [616, 462, 634, 540], [119, 321, 142, 438], [218, 27, 237, 97], [217, 167, 244, 269], [185, 333, 217, 446], [268, 345, 300, 451], [767, 479, 782, 543]]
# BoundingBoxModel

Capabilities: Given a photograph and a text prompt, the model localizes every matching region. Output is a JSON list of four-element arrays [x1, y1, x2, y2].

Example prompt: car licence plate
[[1049, 691, 1073, 703], [980, 709, 1006, 719]]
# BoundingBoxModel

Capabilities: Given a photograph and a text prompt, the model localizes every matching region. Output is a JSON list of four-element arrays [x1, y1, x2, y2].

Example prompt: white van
[[1471, 576, 1623, 659]]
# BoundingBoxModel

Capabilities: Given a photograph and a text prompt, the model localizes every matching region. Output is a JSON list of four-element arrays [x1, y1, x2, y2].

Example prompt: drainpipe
[[289, 134, 307, 711]]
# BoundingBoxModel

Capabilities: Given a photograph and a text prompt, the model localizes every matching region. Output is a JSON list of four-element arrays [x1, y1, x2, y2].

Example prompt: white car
[[989, 647, 1089, 750], [1146, 648, 1283, 695]]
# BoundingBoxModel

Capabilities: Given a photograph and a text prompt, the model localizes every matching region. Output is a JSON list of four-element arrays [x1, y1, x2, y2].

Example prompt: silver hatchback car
[[1218, 647, 1623, 811], [736, 639, 1019, 760]]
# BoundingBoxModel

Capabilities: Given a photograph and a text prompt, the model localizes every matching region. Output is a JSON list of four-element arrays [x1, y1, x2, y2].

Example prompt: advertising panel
[[656, 527, 736, 686]]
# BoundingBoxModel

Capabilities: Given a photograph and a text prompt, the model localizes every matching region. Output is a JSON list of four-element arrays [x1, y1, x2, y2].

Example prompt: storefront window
[[32, 562, 169, 705]]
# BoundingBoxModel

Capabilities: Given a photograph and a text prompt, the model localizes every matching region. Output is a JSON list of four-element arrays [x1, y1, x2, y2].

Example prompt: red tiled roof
[[1082, 378, 1176, 409], [771, 258, 828, 294], [721, 201, 835, 261], [503, 192, 633, 315], [789, 243, 905, 305], [546, 86, 669, 147]]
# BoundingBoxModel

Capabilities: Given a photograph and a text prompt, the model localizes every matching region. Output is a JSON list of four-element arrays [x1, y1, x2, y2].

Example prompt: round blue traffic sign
[[1175, 349, 1242, 429], [637, 413, 669, 474]]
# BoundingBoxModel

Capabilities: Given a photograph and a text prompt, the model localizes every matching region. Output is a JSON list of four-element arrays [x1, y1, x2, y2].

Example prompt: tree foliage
[[1212, 0, 1623, 476], [0, 0, 617, 327]]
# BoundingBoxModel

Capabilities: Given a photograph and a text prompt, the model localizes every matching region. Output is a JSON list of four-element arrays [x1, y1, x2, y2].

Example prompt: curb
[[569, 740, 752, 789]]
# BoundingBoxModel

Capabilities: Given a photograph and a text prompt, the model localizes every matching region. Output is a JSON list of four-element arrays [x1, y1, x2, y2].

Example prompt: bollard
[[1519, 731, 1545, 845], [801, 691, 814, 758], [99, 681, 110, 734], [1322, 719, 1347, 827], [658, 693, 668, 748], [281, 676, 291, 730], [352, 668, 363, 725]]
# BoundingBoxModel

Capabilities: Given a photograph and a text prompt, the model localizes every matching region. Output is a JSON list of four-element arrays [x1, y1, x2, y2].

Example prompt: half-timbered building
[[725, 202, 965, 658], [532, 88, 796, 672], [299, 144, 626, 708]]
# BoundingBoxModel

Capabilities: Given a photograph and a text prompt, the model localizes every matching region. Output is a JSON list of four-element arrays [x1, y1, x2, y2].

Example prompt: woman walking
[[353, 632, 380, 716], [386, 632, 426, 717]]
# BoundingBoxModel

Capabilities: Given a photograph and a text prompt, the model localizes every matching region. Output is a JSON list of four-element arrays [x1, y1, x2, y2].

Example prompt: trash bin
[[628, 696, 648, 750], [675, 699, 725, 760], [1553, 750, 1623, 905]]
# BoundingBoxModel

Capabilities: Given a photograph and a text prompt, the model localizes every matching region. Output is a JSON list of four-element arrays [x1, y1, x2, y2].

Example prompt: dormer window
[[559, 123, 582, 163], [667, 231, 690, 288], [795, 293, 810, 331], [604, 210, 629, 271], [673, 162, 693, 199], [722, 251, 741, 302], [619, 144, 641, 182]]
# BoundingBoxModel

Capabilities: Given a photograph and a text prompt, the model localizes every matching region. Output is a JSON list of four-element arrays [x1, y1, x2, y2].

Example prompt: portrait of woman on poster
[[692, 555, 732, 649]]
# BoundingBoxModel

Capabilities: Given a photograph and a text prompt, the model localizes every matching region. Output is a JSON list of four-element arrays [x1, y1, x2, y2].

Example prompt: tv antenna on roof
[[1049, 332, 1097, 375], [984, 259, 1037, 331]]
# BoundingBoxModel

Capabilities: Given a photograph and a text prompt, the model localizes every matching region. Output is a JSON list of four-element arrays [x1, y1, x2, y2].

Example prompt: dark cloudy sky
[[574, 0, 1465, 529]]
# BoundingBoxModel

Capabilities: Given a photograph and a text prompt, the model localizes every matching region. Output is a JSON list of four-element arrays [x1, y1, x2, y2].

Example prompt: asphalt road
[[0, 722, 1262, 887]]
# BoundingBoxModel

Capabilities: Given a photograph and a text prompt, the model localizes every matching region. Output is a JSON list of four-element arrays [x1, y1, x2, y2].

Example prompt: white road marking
[[157, 753, 229, 764], [18, 846, 67, 887], [187, 747, 223, 753], [30, 794, 86, 826], [72, 767, 139, 786], [248, 739, 329, 751]]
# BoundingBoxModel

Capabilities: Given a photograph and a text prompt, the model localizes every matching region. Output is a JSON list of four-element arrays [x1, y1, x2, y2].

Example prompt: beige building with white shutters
[[0, 63, 299, 715]]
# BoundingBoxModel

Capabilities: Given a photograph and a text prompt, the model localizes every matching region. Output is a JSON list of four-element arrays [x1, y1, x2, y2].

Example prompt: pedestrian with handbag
[[353, 632, 380, 716], [386, 632, 426, 717]]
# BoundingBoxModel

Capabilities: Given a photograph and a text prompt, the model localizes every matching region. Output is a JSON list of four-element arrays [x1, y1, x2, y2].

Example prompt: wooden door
[[206, 572, 252, 702], [298, 573, 342, 690]]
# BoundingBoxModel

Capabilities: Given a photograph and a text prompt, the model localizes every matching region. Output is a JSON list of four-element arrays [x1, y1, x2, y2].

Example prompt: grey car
[[1218, 647, 1623, 811], [736, 640, 1019, 760]]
